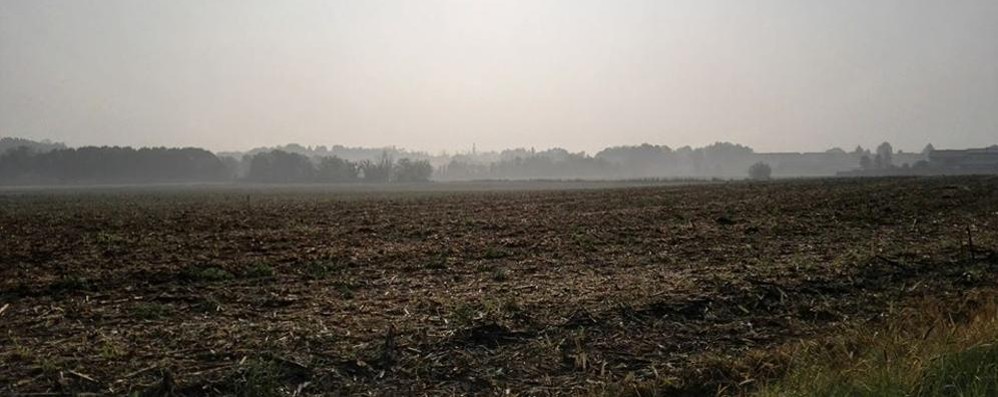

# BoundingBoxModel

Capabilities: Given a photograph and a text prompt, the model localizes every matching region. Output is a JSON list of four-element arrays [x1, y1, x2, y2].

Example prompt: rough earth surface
[[2, 176, 997, 395]]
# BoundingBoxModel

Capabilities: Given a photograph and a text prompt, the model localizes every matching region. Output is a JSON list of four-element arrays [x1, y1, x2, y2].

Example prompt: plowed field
[[2, 177, 997, 395]]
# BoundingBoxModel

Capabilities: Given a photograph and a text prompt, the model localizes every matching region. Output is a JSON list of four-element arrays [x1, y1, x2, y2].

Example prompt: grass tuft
[[245, 262, 275, 278], [492, 268, 510, 282], [236, 359, 283, 397], [182, 266, 234, 282], [131, 302, 172, 320], [51, 274, 90, 292], [755, 299, 998, 397], [483, 247, 511, 260], [301, 260, 342, 280]]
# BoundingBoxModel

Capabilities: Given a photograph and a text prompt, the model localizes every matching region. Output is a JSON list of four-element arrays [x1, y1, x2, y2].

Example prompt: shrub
[[748, 162, 772, 181]]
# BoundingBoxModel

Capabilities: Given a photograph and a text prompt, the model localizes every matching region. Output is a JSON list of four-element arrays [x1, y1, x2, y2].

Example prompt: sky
[[1, 0, 996, 154]]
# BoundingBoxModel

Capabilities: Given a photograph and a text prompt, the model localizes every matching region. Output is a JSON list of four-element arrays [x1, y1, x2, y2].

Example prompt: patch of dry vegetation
[[755, 294, 998, 397], [590, 293, 998, 397]]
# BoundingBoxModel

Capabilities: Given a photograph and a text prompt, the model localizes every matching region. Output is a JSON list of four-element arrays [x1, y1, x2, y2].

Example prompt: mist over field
[[2, 0, 997, 154], [0, 136, 969, 185], [3, 1, 996, 185]]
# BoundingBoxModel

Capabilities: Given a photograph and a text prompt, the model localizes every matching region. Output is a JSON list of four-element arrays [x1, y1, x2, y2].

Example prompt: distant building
[[928, 146, 998, 173]]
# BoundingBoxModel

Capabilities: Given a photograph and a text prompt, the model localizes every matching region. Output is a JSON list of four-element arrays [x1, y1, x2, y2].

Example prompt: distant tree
[[748, 162, 772, 180], [876, 142, 894, 168], [825, 147, 847, 154], [484, 151, 616, 180], [922, 143, 935, 155], [0, 137, 66, 155], [246, 150, 314, 183], [853, 145, 866, 155], [0, 146, 33, 182], [860, 155, 872, 169], [393, 158, 433, 183], [219, 156, 243, 179], [689, 149, 705, 175], [702, 142, 754, 157], [315, 156, 358, 183], [538, 147, 571, 162], [595, 144, 673, 177], [438, 160, 490, 180], [359, 152, 393, 183], [0, 146, 228, 185]]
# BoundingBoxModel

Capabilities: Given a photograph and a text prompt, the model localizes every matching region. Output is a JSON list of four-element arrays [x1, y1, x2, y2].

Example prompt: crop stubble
[[1, 177, 997, 395]]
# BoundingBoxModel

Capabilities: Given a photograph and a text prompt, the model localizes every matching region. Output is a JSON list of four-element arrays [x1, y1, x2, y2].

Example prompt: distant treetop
[[0, 137, 66, 155]]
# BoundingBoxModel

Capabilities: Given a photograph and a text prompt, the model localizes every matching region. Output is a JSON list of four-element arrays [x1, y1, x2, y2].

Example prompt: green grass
[[483, 247, 511, 260], [99, 338, 125, 360], [182, 266, 234, 282], [51, 274, 90, 291], [194, 296, 223, 313], [571, 231, 598, 252], [332, 281, 356, 299], [301, 260, 342, 280], [491, 268, 510, 282], [244, 262, 275, 278], [918, 344, 998, 396], [755, 299, 998, 397], [426, 253, 449, 270], [236, 359, 283, 397], [131, 302, 172, 320]]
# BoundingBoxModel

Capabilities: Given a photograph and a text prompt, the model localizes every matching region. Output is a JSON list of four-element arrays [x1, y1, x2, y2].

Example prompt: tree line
[[1, 137, 952, 185], [0, 137, 65, 154], [436, 142, 763, 180], [243, 150, 432, 183], [0, 146, 230, 185], [0, 144, 431, 185]]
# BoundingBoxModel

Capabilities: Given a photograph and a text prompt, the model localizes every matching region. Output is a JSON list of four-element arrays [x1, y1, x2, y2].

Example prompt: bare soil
[[2, 176, 997, 395]]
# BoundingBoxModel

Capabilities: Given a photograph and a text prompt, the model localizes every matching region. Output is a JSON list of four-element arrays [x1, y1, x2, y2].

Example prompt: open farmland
[[2, 177, 998, 395]]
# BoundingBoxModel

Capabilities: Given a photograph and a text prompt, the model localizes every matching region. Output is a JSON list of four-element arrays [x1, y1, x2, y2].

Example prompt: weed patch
[[50, 275, 90, 292], [301, 260, 343, 280], [236, 359, 283, 397], [244, 262, 275, 278], [483, 247, 511, 260], [131, 302, 172, 320], [181, 266, 234, 282], [755, 299, 998, 397]]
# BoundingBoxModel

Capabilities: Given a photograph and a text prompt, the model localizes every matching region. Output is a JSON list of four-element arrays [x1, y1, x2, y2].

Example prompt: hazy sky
[[1, 0, 996, 153]]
